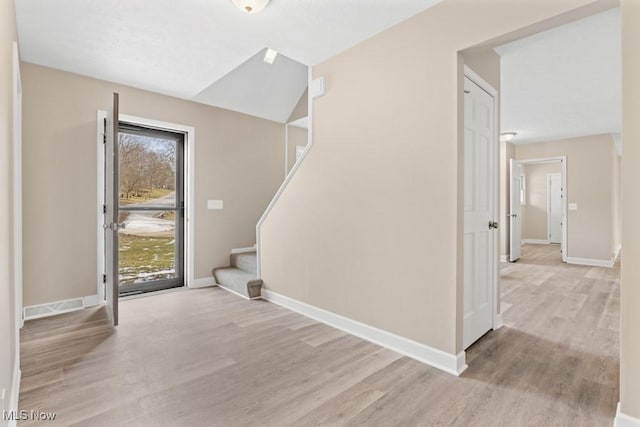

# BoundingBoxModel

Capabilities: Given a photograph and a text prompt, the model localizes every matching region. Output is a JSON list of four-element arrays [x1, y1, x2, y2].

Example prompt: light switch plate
[[569, 203, 578, 211], [207, 200, 223, 210]]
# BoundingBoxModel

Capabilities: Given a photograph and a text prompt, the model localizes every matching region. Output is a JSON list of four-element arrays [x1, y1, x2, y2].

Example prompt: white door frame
[[96, 112, 196, 300], [518, 156, 568, 262], [463, 65, 502, 334], [12, 43, 23, 330], [547, 172, 562, 244]]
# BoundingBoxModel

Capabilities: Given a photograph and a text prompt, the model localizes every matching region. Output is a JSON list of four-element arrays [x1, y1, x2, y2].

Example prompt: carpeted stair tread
[[212, 266, 262, 299], [231, 251, 257, 274]]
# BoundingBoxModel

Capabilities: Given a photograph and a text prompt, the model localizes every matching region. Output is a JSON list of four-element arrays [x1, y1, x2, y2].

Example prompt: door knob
[[489, 221, 499, 230]]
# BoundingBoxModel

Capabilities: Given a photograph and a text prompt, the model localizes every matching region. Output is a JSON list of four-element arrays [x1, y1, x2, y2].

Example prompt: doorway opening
[[115, 123, 185, 296], [509, 157, 567, 264]]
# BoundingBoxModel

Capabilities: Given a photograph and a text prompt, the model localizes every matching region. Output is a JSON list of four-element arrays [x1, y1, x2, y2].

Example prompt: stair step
[[212, 267, 262, 299], [231, 251, 257, 274]]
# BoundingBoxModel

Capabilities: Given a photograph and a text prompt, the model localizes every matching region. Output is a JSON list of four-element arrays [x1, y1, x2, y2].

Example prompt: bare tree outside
[[119, 134, 176, 202]]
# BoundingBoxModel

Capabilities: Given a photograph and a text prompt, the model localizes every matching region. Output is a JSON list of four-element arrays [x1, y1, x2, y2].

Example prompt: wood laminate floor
[[19, 244, 619, 426]]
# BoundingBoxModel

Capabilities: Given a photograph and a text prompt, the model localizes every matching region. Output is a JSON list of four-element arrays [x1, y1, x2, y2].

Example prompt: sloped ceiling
[[16, 0, 442, 122], [495, 8, 621, 144]]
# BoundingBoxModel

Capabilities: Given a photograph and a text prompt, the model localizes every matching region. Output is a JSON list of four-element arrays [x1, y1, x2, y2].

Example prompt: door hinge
[[103, 118, 107, 144], [102, 274, 107, 284], [103, 204, 107, 214]]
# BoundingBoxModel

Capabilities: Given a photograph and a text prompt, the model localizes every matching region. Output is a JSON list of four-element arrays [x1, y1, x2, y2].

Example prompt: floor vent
[[24, 298, 84, 320]]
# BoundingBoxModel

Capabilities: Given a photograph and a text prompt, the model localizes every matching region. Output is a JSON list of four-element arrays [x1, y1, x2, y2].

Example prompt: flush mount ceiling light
[[232, 0, 270, 14], [500, 132, 518, 142]]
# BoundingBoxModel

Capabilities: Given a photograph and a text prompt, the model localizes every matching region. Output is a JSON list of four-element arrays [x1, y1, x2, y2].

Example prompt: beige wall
[[516, 135, 616, 261], [462, 49, 501, 92], [620, 0, 640, 419], [0, 0, 18, 415], [286, 125, 308, 174], [521, 162, 561, 241], [260, 0, 599, 356], [500, 142, 516, 257], [21, 63, 284, 306]]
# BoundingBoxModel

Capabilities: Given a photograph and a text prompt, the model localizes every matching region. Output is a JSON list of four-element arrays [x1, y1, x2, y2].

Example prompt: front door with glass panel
[[117, 123, 185, 296]]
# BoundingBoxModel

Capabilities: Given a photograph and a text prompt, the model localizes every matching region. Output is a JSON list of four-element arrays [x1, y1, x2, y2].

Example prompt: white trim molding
[[215, 283, 256, 301], [500, 255, 509, 263], [615, 403, 640, 427], [8, 361, 21, 427], [614, 244, 622, 263], [518, 156, 568, 263], [493, 312, 504, 330], [231, 246, 256, 254], [566, 257, 614, 268], [522, 239, 551, 245], [96, 110, 107, 304], [97, 112, 197, 292], [188, 278, 216, 289], [12, 42, 23, 331], [261, 289, 467, 376]]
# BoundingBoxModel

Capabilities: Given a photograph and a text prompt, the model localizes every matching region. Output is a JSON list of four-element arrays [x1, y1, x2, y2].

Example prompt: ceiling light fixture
[[263, 48, 278, 64], [500, 132, 518, 142], [232, 0, 270, 14]]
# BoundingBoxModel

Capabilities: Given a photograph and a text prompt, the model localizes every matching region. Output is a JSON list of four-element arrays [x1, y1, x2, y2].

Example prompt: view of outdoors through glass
[[117, 132, 178, 286]]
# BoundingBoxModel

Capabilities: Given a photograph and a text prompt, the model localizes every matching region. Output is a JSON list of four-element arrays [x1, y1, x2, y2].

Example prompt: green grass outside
[[119, 234, 175, 285]]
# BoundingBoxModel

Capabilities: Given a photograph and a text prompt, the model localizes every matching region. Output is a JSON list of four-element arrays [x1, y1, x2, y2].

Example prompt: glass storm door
[[116, 123, 185, 296]]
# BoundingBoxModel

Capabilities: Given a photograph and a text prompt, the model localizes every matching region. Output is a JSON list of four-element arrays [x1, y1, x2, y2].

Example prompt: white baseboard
[[500, 255, 509, 263], [188, 278, 216, 289], [23, 295, 98, 320], [493, 312, 504, 330], [566, 257, 614, 268], [615, 403, 640, 427], [614, 245, 622, 263], [261, 289, 467, 376], [231, 246, 256, 254], [82, 294, 98, 308], [215, 283, 251, 300], [7, 360, 21, 427], [522, 239, 550, 245]]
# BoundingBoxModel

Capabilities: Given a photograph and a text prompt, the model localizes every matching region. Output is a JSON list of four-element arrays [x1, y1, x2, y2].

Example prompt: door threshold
[[120, 285, 186, 301]]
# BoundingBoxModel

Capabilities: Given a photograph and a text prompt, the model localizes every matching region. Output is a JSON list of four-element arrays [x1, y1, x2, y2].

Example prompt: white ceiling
[[193, 48, 308, 123], [16, 0, 442, 122], [495, 8, 621, 144]]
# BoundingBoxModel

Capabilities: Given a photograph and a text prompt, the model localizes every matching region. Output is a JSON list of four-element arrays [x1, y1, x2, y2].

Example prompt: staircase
[[212, 250, 262, 299]]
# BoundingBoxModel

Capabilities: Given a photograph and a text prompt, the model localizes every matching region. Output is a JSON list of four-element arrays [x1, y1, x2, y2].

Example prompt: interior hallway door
[[463, 75, 497, 349]]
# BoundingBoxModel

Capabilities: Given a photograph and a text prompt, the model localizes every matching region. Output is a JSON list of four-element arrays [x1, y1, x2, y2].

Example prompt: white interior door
[[548, 173, 562, 244], [104, 93, 120, 326], [509, 159, 522, 262], [463, 76, 496, 349]]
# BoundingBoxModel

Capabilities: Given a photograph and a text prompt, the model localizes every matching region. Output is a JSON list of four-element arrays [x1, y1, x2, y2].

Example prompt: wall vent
[[24, 298, 84, 320]]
